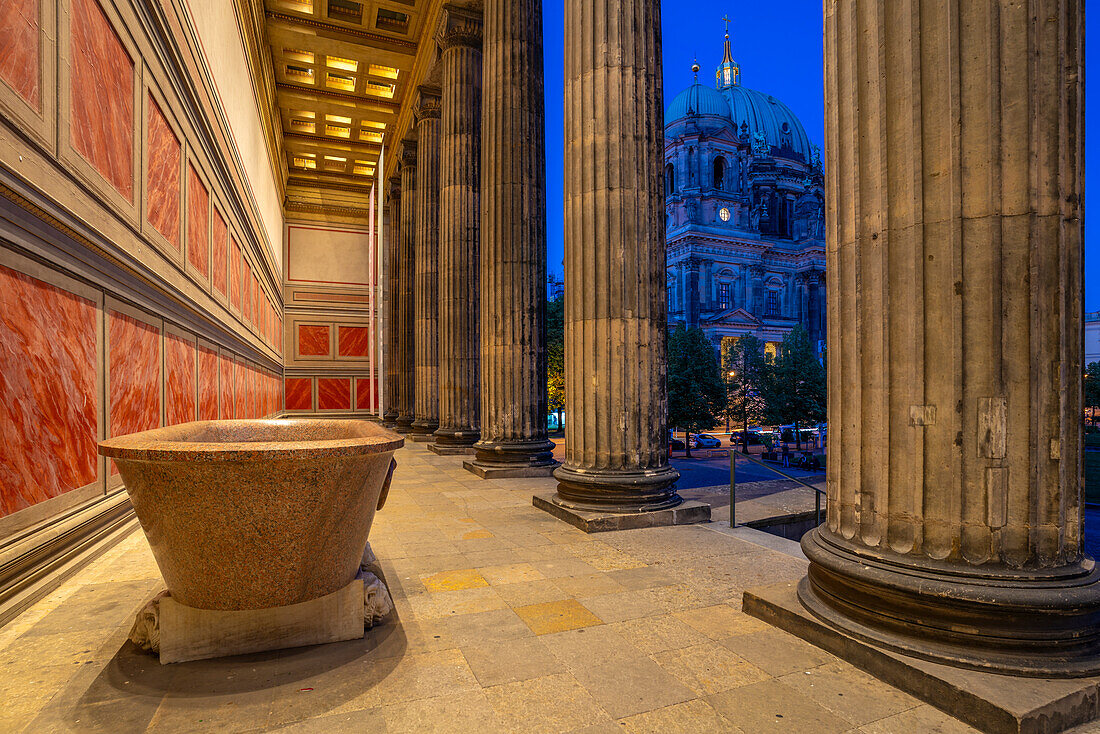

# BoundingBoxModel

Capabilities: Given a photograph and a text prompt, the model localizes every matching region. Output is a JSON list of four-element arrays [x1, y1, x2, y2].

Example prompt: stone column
[[395, 140, 417, 434], [796, 0, 1100, 676], [430, 4, 482, 454], [411, 86, 442, 440], [382, 176, 402, 427], [464, 0, 557, 477], [549, 0, 685, 514]]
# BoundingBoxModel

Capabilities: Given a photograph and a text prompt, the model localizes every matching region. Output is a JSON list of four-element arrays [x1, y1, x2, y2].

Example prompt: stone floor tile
[[570, 653, 695, 719], [617, 698, 745, 734], [380, 689, 507, 733], [577, 588, 666, 623], [420, 568, 489, 593], [779, 661, 921, 726], [858, 704, 980, 733], [21, 580, 161, 637], [720, 627, 835, 676], [414, 586, 509, 619], [539, 624, 647, 670], [331, 648, 480, 712], [605, 565, 678, 591], [551, 573, 628, 599], [484, 673, 611, 734], [513, 599, 603, 636], [440, 608, 532, 647], [0, 663, 79, 732], [707, 678, 854, 734], [148, 690, 275, 733], [459, 529, 495, 540], [609, 614, 711, 655], [494, 578, 571, 608], [530, 557, 600, 578], [272, 707, 386, 733], [673, 604, 773, 640], [651, 642, 770, 695], [477, 562, 545, 586], [461, 636, 564, 687]]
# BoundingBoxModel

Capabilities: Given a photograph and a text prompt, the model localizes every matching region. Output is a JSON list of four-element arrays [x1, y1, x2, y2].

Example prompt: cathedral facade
[[665, 32, 827, 358]]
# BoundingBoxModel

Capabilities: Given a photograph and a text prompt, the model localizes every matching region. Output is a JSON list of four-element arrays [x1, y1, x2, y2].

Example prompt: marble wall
[[0, 0, 40, 110], [146, 96, 180, 248]]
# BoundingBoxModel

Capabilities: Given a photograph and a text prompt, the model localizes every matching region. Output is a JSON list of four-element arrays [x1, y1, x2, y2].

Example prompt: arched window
[[713, 157, 726, 190], [665, 163, 676, 195]]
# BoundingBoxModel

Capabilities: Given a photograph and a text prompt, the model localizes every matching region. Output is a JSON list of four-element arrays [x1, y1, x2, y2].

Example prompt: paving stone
[[857, 704, 980, 734], [477, 562, 545, 585], [651, 642, 770, 695], [706, 678, 854, 734], [420, 569, 489, 593], [440, 608, 532, 647], [494, 579, 571, 608], [617, 698, 745, 734], [571, 653, 696, 719], [551, 573, 628, 599], [462, 636, 565, 687], [540, 624, 646, 670], [609, 614, 711, 655], [380, 690, 507, 733], [513, 599, 603, 635], [485, 673, 612, 734], [779, 661, 921, 726], [721, 627, 835, 676], [674, 604, 773, 640]]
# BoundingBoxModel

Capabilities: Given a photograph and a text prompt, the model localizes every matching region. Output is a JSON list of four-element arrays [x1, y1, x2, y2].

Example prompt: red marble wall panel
[[71, 0, 133, 201], [243, 260, 253, 324], [146, 96, 180, 248], [285, 377, 311, 411], [230, 236, 241, 311], [212, 210, 228, 296], [219, 353, 233, 418], [0, 0, 40, 109], [186, 164, 208, 277], [0, 265, 97, 518], [109, 309, 159, 473], [248, 365, 258, 418], [356, 378, 376, 411], [338, 326, 370, 357], [165, 333, 195, 426], [198, 345, 218, 420], [252, 274, 260, 331], [233, 358, 246, 418], [298, 325, 330, 357], [318, 378, 350, 411]]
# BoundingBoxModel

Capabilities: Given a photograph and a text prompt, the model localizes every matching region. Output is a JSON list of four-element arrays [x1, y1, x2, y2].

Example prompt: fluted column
[[798, 0, 1100, 676], [395, 140, 417, 434], [551, 0, 680, 512], [382, 176, 402, 427], [430, 4, 482, 454], [465, 0, 557, 477], [412, 87, 442, 440]]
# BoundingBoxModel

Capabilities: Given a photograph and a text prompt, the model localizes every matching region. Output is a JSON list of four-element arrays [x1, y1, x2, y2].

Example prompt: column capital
[[414, 84, 443, 121], [387, 175, 401, 200], [436, 4, 483, 50], [398, 139, 417, 167]]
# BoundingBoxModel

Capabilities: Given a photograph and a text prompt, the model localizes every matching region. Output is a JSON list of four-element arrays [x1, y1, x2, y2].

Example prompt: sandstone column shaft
[[468, 0, 556, 474], [799, 0, 1100, 676], [382, 177, 402, 427], [413, 89, 442, 438], [395, 141, 417, 433], [552, 0, 679, 510], [432, 5, 483, 450]]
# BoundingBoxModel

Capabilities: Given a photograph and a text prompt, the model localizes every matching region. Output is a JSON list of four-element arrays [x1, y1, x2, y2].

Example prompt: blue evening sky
[[541, 2, 1099, 312]]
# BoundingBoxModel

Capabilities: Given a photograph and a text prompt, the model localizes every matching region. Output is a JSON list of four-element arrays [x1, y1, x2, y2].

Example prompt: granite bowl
[[99, 419, 403, 611]]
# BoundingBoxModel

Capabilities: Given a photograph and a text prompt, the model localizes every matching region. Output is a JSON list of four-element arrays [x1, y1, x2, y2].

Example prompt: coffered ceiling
[[238, 0, 439, 218]]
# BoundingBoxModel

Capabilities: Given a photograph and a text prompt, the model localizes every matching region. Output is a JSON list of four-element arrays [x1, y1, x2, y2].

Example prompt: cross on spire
[[722, 14, 731, 36]]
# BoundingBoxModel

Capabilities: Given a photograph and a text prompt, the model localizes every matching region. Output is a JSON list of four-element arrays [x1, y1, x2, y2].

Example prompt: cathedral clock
[[719, 207, 731, 222]]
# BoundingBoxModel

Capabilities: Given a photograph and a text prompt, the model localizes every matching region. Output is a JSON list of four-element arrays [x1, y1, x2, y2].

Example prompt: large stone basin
[[99, 419, 403, 611]]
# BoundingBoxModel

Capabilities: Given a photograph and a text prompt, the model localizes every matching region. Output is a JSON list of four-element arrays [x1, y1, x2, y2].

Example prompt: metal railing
[[728, 448, 826, 528]]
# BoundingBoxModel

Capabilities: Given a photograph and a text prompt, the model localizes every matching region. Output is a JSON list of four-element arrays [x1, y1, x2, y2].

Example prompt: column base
[[744, 580, 1100, 734], [381, 410, 399, 429], [427, 443, 476, 456], [410, 419, 440, 442], [798, 526, 1100, 678], [464, 438, 559, 478], [550, 463, 682, 513], [394, 415, 416, 434], [533, 493, 710, 533]]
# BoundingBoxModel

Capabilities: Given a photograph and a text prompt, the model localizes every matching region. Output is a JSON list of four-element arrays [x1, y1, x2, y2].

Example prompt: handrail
[[728, 448, 826, 528]]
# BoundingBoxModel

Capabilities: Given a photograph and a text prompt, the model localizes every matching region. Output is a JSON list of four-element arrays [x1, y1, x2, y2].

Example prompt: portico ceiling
[[238, 0, 440, 217]]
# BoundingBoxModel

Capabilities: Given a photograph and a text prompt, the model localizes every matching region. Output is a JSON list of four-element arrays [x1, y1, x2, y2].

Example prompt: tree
[[763, 324, 827, 450], [546, 280, 565, 432], [1086, 361, 1100, 425], [667, 325, 727, 457], [721, 334, 768, 453]]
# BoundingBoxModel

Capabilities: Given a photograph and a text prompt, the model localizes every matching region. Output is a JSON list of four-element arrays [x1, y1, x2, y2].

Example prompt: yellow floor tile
[[514, 598, 603, 635], [479, 563, 545, 586], [463, 530, 495, 540], [421, 568, 490, 592]]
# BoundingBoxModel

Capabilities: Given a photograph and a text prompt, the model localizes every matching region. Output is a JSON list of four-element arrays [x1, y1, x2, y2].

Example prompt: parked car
[[690, 433, 722, 449], [669, 436, 686, 451]]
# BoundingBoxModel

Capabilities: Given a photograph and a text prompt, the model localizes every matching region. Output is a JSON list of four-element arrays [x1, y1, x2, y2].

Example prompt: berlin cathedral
[[665, 29, 827, 358]]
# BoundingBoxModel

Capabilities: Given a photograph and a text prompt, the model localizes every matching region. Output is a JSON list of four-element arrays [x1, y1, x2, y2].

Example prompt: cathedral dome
[[665, 80, 732, 121], [721, 85, 814, 162]]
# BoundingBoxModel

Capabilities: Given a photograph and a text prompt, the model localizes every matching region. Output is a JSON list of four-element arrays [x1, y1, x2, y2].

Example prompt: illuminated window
[[283, 49, 315, 63], [290, 118, 316, 133], [368, 64, 399, 80], [364, 80, 395, 99], [326, 72, 356, 91], [326, 56, 358, 72], [286, 65, 314, 81], [376, 7, 408, 32], [328, 0, 362, 22], [718, 283, 730, 310]]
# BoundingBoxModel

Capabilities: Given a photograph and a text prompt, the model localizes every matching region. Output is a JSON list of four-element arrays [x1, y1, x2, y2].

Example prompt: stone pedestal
[[412, 87, 442, 440], [430, 4, 483, 453], [465, 0, 556, 480], [382, 177, 402, 428], [395, 141, 417, 434], [782, 0, 1100, 679], [548, 0, 680, 513]]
